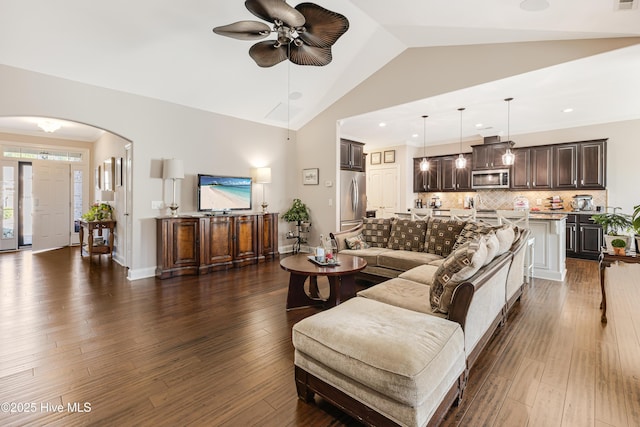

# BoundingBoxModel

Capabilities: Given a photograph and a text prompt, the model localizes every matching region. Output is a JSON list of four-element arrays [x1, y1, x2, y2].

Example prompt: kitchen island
[[393, 208, 567, 281]]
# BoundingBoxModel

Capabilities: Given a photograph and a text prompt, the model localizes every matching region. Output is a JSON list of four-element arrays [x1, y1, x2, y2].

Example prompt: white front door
[[0, 160, 18, 250], [32, 162, 70, 252], [367, 166, 399, 218]]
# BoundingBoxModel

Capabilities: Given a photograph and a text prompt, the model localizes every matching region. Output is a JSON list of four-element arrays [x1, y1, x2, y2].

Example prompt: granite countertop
[[400, 208, 570, 221]]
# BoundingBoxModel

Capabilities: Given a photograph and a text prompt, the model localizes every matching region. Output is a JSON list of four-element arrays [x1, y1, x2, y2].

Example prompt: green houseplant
[[591, 207, 632, 253], [283, 198, 310, 224], [82, 203, 113, 221], [610, 238, 627, 256]]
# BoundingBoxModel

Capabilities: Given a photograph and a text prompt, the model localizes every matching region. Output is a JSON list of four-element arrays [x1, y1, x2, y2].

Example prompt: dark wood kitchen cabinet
[[530, 146, 553, 189], [553, 140, 606, 189], [413, 157, 440, 192], [340, 139, 365, 171], [565, 213, 603, 260], [472, 142, 509, 170], [510, 148, 531, 189], [441, 154, 473, 191]]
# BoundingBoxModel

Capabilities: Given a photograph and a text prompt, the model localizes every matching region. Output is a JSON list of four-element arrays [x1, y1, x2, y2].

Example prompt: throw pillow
[[361, 218, 393, 248], [495, 225, 516, 255], [452, 221, 496, 251], [430, 239, 488, 314], [387, 219, 427, 252], [482, 231, 500, 266], [425, 217, 466, 257], [345, 233, 370, 250]]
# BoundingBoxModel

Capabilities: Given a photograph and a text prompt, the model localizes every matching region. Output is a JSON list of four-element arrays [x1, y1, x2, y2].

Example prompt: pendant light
[[502, 97, 516, 166], [455, 107, 467, 169], [420, 115, 429, 171]]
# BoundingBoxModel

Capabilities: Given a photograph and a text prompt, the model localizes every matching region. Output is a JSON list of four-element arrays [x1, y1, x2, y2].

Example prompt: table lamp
[[255, 167, 271, 213], [163, 159, 184, 216]]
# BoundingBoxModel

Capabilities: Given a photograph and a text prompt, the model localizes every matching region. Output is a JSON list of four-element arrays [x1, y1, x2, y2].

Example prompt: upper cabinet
[[553, 139, 606, 189], [509, 146, 553, 189], [472, 142, 509, 170], [340, 139, 365, 171], [413, 155, 471, 193]]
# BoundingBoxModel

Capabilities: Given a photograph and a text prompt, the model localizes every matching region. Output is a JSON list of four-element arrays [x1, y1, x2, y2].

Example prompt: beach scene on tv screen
[[200, 176, 251, 210]]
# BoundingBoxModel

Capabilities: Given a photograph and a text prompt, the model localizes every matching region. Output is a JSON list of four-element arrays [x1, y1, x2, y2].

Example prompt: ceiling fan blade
[[289, 43, 332, 66], [295, 2, 349, 48], [245, 0, 305, 27], [213, 21, 271, 40], [249, 40, 289, 67]]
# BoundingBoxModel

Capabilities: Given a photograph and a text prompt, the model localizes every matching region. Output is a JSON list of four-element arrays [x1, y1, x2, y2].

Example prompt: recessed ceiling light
[[378, 122, 386, 127], [37, 120, 62, 133], [412, 133, 419, 138], [520, 0, 549, 11], [475, 123, 483, 128], [563, 108, 574, 113]]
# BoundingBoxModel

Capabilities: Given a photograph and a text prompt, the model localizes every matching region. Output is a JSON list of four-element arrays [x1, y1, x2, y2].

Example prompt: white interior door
[[32, 162, 70, 252], [124, 143, 132, 268], [367, 166, 399, 218], [0, 160, 18, 250]]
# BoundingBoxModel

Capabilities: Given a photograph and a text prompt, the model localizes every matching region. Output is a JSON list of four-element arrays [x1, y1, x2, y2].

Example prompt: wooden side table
[[79, 220, 116, 258], [599, 250, 639, 323]]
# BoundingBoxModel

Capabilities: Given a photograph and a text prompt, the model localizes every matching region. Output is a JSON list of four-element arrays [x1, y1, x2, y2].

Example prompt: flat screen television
[[197, 174, 252, 212]]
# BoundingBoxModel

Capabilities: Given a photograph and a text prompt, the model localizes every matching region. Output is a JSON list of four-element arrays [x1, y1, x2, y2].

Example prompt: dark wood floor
[[0, 248, 638, 426]]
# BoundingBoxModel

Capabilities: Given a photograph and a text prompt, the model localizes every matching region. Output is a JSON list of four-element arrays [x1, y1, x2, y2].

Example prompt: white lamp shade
[[255, 167, 272, 184], [163, 159, 184, 180], [99, 190, 114, 202]]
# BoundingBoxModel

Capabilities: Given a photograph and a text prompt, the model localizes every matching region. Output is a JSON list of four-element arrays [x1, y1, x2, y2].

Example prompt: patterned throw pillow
[[361, 218, 393, 248], [387, 219, 427, 252], [430, 239, 488, 314], [345, 233, 370, 250], [452, 221, 496, 251], [425, 217, 467, 257]]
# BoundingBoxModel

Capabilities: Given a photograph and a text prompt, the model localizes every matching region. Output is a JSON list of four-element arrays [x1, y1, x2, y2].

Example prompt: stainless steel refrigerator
[[340, 170, 367, 230]]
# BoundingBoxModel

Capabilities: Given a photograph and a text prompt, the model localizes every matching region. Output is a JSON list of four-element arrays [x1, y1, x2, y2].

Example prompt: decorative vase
[[613, 247, 626, 256]]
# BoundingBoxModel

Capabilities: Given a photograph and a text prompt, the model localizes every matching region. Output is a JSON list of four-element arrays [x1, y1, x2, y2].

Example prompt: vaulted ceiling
[[0, 0, 639, 146]]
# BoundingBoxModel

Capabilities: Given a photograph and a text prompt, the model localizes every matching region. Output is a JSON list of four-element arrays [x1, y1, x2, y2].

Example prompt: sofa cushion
[[361, 218, 393, 248], [292, 297, 465, 407], [452, 221, 497, 251], [378, 250, 444, 272], [338, 247, 391, 266], [430, 239, 488, 314], [425, 218, 467, 257], [398, 264, 441, 286], [387, 219, 427, 252], [345, 233, 370, 250], [357, 278, 443, 316]]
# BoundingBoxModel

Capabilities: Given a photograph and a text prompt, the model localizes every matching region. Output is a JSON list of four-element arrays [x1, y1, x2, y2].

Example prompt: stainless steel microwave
[[471, 169, 510, 189]]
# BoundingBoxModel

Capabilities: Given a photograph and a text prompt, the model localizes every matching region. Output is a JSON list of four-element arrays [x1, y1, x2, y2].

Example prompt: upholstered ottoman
[[292, 297, 466, 427]]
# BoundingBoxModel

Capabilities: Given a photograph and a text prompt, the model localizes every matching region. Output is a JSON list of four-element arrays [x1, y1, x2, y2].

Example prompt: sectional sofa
[[292, 216, 529, 426]]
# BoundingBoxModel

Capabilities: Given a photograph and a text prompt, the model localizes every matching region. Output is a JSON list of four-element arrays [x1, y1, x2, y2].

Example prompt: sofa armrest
[[330, 223, 365, 252]]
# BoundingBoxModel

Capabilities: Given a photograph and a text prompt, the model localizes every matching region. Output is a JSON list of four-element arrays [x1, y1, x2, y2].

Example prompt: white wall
[[0, 64, 294, 279]]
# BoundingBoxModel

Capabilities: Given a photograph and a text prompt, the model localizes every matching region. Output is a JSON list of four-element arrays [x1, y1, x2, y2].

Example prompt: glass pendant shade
[[420, 157, 429, 171], [455, 153, 467, 169], [502, 149, 515, 166], [420, 115, 429, 171]]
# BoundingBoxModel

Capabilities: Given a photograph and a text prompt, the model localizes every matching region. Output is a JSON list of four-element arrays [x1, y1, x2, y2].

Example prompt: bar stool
[[411, 208, 433, 221], [496, 209, 535, 284], [450, 208, 476, 221]]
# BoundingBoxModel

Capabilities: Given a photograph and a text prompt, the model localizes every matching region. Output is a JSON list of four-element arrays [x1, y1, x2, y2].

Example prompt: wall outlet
[[328, 198, 333, 207], [536, 198, 542, 206], [152, 200, 164, 209], [325, 180, 333, 187]]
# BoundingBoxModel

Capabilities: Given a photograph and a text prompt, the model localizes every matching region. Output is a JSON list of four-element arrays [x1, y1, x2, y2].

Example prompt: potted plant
[[591, 207, 632, 253], [610, 238, 627, 256], [82, 203, 113, 221], [283, 198, 311, 230], [632, 204, 640, 253]]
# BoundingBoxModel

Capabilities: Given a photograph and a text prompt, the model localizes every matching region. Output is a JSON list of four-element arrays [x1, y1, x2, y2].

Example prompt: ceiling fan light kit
[[213, 0, 349, 67]]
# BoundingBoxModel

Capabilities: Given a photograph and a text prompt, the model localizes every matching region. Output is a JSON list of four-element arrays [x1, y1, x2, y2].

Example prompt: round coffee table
[[280, 253, 367, 310]]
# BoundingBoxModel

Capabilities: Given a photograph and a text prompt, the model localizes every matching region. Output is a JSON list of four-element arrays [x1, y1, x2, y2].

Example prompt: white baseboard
[[127, 267, 156, 281]]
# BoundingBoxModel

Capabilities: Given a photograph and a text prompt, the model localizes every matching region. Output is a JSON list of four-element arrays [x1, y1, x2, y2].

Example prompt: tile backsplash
[[416, 189, 608, 211]]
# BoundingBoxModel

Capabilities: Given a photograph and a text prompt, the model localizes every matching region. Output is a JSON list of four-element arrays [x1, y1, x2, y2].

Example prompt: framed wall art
[[370, 152, 381, 165], [384, 150, 396, 163], [103, 157, 115, 191], [115, 157, 123, 187], [302, 168, 319, 185], [95, 165, 102, 190]]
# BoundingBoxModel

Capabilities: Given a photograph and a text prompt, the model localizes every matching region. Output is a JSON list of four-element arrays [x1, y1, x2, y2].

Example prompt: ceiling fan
[[213, 0, 349, 67]]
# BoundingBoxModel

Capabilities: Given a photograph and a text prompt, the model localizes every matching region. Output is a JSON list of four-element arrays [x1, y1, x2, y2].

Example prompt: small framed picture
[[303, 168, 319, 185], [95, 165, 102, 190], [370, 152, 381, 165], [103, 157, 114, 191], [384, 150, 396, 163]]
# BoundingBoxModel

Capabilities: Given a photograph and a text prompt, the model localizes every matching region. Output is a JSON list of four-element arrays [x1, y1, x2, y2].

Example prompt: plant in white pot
[[591, 207, 633, 254]]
